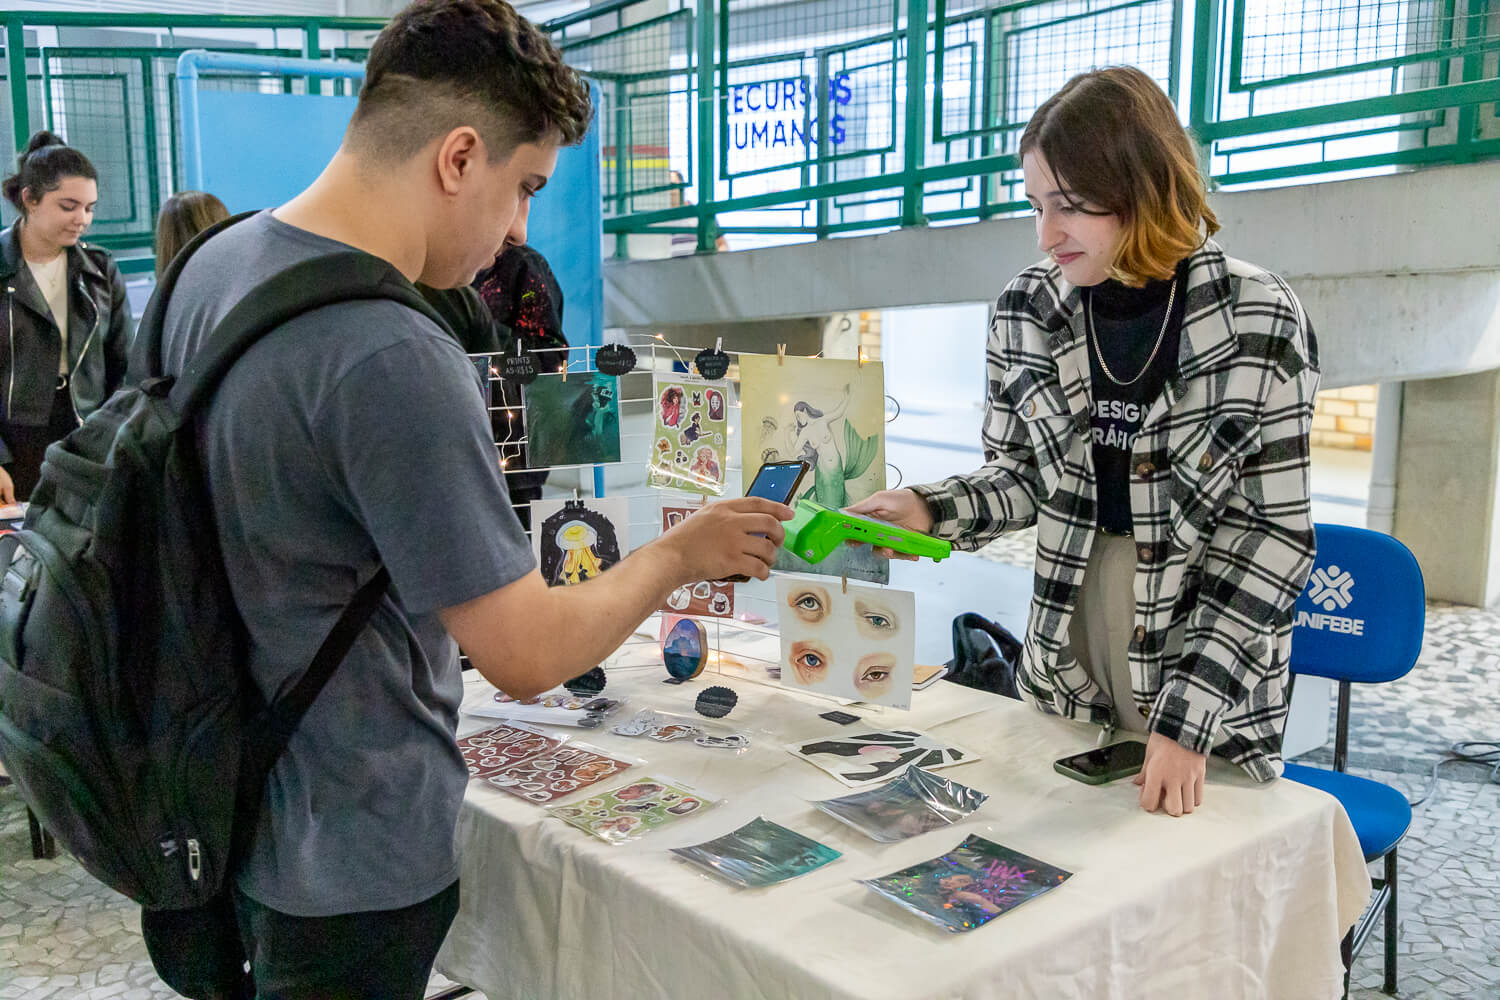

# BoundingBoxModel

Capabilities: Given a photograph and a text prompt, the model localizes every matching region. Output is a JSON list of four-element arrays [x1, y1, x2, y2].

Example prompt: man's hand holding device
[[717, 460, 809, 582]]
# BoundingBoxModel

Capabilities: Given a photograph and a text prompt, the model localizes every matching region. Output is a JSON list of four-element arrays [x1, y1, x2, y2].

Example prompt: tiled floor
[[4, 450, 1496, 999]]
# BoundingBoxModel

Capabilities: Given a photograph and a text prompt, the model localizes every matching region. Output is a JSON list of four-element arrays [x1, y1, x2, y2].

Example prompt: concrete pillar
[[1393, 369, 1500, 607]]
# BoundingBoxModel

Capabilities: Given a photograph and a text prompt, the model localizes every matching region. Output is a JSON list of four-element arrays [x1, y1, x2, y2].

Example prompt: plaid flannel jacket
[[913, 241, 1320, 781]]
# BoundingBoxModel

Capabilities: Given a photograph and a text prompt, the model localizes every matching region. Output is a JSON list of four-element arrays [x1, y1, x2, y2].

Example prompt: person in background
[[154, 190, 229, 278], [852, 67, 1319, 817], [667, 169, 728, 255], [473, 243, 569, 530], [0, 130, 131, 502]]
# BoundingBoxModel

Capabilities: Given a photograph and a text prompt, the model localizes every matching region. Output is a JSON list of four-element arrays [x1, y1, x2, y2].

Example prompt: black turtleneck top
[[1084, 258, 1188, 534]]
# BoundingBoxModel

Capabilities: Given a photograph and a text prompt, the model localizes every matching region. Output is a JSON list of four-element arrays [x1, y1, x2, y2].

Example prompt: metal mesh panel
[[1214, 0, 1500, 182], [924, 0, 1176, 218], [0, 52, 44, 230], [932, 0, 1175, 145], [0, 17, 370, 254], [1233, 0, 1487, 86], [40, 57, 150, 238], [561, 11, 694, 219]]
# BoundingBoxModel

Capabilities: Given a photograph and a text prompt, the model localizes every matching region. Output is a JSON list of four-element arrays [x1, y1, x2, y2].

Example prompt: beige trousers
[[1069, 533, 1149, 735]]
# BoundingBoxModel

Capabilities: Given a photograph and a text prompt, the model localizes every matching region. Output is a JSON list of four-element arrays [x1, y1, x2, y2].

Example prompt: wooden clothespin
[[777, 343, 786, 366], [858, 348, 866, 369], [561, 363, 568, 383], [841, 575, 848, 595]]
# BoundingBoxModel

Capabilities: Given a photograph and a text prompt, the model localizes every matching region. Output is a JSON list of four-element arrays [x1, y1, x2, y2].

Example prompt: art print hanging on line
[[530, 497, 630, 587], [523, 371, 622, 468], [649, 377, 729, 495], [776, 576, 914, 708], [738, 354, 887, 583], [660, 505, 735, 618]]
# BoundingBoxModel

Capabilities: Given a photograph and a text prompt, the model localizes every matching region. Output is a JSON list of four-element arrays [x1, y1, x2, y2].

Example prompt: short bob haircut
[[1019, 66, 1218, 286]]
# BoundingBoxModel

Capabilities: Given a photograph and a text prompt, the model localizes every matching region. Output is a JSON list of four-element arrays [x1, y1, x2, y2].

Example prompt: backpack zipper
[[186, 838, 202, 882]]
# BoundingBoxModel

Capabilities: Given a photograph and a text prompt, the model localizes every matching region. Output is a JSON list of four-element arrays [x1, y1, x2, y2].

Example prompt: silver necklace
[[1086, 275, 1177, 387]]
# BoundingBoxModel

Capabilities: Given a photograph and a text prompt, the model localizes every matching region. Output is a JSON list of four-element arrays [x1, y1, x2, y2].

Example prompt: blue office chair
[[1282, 523, 1424, 997]]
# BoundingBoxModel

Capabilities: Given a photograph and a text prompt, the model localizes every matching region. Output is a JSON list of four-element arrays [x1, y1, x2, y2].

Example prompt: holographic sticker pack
[[812, 767, 987, 842], [671, 816, 841, 888], [861, 834, 1071, 933]]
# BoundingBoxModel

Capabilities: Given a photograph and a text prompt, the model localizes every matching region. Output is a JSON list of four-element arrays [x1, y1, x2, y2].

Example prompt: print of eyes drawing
[[775, 576, 916, 709]]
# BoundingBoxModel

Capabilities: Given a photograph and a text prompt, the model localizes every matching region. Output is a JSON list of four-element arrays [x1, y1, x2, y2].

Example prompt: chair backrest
[[1291, 523, 1425, 684]]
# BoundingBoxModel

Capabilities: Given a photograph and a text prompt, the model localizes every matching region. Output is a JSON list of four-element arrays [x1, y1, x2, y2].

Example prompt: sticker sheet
[[738, 354, 887, 583], [860, 834, 1072, 933], [659, 505, 735, 618], [611, 709, 752, 752], [671, 816, 841, 888], [785, 729, 978, 786], [456, 724, 568, 780], [649, 377, 728, 495], [811, 766, 987, 842], [523, 371, 622, 468], [547, 776, 717, 844], [776, 577, 915, 709], [530, 497, 630, 587], [485, 744, 637, 804], [469, 687, 625, 730]]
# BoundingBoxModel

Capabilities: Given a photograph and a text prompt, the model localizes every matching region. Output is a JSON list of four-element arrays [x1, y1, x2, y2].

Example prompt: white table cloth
[[436, 666, 1370, 1000]]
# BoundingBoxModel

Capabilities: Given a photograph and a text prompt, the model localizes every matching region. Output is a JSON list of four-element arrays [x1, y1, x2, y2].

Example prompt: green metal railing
[[0, 2, 1495, 265], [0, 12, 381, 268], [566, 0, 1498, 253]]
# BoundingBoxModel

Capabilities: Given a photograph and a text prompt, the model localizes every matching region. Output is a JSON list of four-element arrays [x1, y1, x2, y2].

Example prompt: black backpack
[[945, 612, 1024, 700], [0, 215, 453, 977]]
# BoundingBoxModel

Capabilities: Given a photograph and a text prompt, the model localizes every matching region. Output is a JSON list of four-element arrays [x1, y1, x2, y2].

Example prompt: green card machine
[[783, 498, 951, 564]]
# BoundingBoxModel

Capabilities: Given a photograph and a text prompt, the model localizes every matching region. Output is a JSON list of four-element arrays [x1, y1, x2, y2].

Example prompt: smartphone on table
[[720, 460, 809, 582], [1053, 740, 1147, 785]]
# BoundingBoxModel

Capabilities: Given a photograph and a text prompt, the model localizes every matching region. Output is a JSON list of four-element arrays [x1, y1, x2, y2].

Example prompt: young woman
[[851, 67, 1320, 816], [153, 189, 229, 278], [0, 130, 131, 502]]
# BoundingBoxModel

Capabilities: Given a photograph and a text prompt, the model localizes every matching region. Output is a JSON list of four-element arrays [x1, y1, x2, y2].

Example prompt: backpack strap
[[166, 251, 449, 425], [265, 566, 391, 753], [131, 210, 260, 384], [233, 565, 392, 866]]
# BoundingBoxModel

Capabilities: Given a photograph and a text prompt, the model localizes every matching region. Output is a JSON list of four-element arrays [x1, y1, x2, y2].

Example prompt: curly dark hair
[[349, 0, 593, 162]]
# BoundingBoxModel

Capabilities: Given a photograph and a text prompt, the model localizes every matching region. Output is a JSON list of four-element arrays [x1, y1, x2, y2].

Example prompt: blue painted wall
[[193, 85, 603, 350], [197, 90, 358, 214]]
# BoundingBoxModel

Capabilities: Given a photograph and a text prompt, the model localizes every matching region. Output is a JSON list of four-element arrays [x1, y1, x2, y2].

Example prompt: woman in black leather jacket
[[0, 131, 130, 501]]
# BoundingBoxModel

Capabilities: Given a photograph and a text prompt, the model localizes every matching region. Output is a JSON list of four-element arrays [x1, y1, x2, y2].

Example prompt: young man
[[156, 2, 790, 995]]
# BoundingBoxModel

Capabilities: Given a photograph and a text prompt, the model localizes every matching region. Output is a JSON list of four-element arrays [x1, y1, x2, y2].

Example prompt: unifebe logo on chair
[[1297, 565, 1365, 635]]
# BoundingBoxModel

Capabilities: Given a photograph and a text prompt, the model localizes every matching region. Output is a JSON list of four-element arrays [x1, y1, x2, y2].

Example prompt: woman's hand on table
[[845, 489, 934, 560], [1134, 732, 1206, 816], [0, 467, 14, 505]]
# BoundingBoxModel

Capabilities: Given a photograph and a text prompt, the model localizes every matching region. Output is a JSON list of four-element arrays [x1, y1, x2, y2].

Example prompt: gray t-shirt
[[162, 211, 534, 916]]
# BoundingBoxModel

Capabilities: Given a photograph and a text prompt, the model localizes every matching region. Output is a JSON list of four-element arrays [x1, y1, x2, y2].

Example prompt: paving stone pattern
[[2, 542, 1496, 999]]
